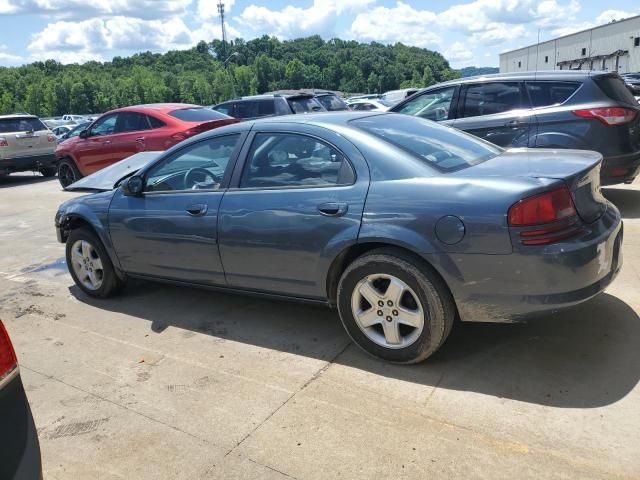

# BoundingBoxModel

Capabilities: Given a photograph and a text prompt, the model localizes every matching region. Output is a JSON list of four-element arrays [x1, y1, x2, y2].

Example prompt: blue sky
[[1, 0, 639, 68]]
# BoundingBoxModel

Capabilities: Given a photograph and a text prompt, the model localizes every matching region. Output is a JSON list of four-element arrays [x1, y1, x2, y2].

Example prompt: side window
[[144, 134, 240, 192], [461, 82, 525, 118], [235, 101, 258, 119], [214, 103, 233, 116], [395, 87, 456, 121], [257, 100, 276, 117], [116, 112, 151, 133], [147, 115, 165, 129], [91, 114, 118, 136], [525, 82, 580, 108], [240, 133, 354, 189]]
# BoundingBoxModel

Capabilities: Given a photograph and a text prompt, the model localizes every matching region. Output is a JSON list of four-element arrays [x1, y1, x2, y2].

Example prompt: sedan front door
[[218, 125, 370, 299], [73, 113, 121, 175], [109, 133, 245, 285]]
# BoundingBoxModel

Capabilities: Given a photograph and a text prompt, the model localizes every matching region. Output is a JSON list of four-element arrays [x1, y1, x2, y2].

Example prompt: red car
[[55, 103, 238, 187]]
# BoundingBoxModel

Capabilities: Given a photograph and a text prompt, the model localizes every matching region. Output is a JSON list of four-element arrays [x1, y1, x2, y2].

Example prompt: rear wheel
[[58, 158, 81, 188], [66, 227, 123, 298], [337, 249, 455, 364], [39, 166, 57, 177]]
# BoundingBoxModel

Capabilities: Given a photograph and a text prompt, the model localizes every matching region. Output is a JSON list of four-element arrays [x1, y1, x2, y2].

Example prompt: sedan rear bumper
[[0, 153, 57, 174], [427, 205, 623, 323]]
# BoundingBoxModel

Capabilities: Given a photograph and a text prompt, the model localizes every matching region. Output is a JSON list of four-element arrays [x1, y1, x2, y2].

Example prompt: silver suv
[[0, 114, 57, 177]]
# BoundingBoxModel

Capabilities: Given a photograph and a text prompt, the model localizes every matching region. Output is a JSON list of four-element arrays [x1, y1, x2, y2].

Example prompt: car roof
[[110, 103, 202, 114], [423, 70, 612, 90], [0, 113, 37, 120], [248, 111, 384, 128]]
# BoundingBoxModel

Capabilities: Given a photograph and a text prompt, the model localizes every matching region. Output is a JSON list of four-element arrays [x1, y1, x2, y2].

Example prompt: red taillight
[[0, 137, 8, 147], [47, 133, 56, 143], [0, 320, 18, 381], [508, 186, 577, 226], [508, 186, 582, 246], [573, 107, 637, 126]]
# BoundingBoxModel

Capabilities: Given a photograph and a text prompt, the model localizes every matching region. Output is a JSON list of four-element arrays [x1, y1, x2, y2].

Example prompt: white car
[[347, 99, 394, 112], [62, 114, 86, 123], [381, 88, 419, 104], [0, 114, 57, 176]]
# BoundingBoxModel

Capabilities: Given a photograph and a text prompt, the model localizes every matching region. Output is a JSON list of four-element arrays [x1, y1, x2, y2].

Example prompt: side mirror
[[122, 175, 144, 196], [79, 129, 89, 139]]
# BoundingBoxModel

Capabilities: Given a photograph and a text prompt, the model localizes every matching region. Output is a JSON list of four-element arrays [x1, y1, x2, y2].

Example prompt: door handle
[[186, 204, 208, 216], [505, 120, 527, 128], [135, 137, 145, 143], [102, 140, 112, 145], [318, 202, 348, 217]]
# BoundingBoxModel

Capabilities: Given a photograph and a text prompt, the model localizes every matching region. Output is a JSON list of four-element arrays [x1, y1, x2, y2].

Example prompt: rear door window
[[525, 81, 580, 107], [234, 101, 259, 119], [594, 75, 639, 105], [461, 82, 526, 118], [394, 87, 457, 121], [257, 100, 276, 117], [287, 97, 325, 114], [116, 112, 151, 133]]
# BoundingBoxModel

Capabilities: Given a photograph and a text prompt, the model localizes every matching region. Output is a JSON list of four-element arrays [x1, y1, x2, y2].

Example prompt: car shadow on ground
[[603, 187, 640, 219], [69, 280, 640, 409], [0, 173, 56, 189]]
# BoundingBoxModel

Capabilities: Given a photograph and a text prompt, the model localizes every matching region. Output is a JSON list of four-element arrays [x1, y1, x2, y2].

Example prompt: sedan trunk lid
[[453, 147, 607, 223]]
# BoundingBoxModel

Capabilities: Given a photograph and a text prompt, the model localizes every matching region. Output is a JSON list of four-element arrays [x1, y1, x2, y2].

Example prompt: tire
[[66, 227, 123, 298], [337, 249, 455, 364], [57, 158, 81, 188], [39, 166, 57, 177]]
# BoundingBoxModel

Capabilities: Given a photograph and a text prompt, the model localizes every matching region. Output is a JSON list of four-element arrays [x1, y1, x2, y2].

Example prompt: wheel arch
[[325, 241, 457, 315]]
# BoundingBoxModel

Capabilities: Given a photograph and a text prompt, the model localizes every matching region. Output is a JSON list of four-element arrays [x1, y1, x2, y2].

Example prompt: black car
[[621, 72, 640, 95], [390, 71, 640, 185], [0, 320, 42, 479], [212, 93, 326, 121]]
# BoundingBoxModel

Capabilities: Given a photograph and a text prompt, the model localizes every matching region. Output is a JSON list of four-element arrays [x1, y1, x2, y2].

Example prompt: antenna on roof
[[535, 28, 540, 79]]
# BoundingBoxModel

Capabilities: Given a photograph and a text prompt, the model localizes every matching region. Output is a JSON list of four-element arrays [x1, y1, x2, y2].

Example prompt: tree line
[[0, 35, 460, 116]]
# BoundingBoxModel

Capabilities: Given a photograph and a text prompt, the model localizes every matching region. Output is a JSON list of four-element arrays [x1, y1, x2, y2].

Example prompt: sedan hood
[[65, 151, 161, 191]]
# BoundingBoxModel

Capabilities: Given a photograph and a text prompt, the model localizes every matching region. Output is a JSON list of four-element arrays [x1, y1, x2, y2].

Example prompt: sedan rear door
[[217, 123, 369, 300], [452, 81, 533, 147]]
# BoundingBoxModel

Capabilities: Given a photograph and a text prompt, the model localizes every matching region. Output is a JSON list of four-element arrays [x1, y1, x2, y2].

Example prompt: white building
[[500, 15, 640, 73]]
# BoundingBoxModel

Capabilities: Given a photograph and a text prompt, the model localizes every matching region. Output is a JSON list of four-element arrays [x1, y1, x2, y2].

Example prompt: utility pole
[[217, 1, 227, 63]]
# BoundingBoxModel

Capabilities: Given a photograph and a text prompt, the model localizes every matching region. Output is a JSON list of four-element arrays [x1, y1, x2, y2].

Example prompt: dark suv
[[212, 93, 326, 121], [390, 71, 640, 185]]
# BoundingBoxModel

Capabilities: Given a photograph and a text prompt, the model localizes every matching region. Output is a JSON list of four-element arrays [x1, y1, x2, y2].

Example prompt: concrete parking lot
[[1, 173, 639, 479]]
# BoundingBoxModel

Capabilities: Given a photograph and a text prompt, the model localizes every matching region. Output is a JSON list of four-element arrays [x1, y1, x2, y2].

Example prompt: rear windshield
[[287, 96, 325, 114], [594, 75, 638, 105], [169, 108, 232, 122], [0, 117, 48, 133], [316, 95, 349, 111], [351, 115, 502, 172]]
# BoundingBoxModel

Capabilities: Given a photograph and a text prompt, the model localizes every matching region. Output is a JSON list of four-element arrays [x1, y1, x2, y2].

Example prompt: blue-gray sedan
[[54, 112, 623, 363]]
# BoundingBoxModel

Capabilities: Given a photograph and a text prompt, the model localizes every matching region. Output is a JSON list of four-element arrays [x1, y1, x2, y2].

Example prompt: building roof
[[500, 14, 640, 57]]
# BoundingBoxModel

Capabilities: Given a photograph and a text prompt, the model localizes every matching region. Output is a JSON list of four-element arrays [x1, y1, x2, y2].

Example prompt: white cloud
[[444, 41, 474, 65], [348, 2, 440, 48], [0, 0, 192, 20], [26, 14, 235, 64], [596, 9, 640, 24], [236, 0, 374, 39], [197, 0, 235, 20]]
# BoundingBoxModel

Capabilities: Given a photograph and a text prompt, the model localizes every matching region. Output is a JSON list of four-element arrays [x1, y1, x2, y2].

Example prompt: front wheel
[[66, 227, 123, 298], [57, 158, 81, 188], [337, 249, 455, 364]]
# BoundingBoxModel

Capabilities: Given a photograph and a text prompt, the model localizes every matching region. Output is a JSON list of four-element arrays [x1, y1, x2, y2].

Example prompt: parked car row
[[2, 71, 639, 189], [55, 111, 622, 365]]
